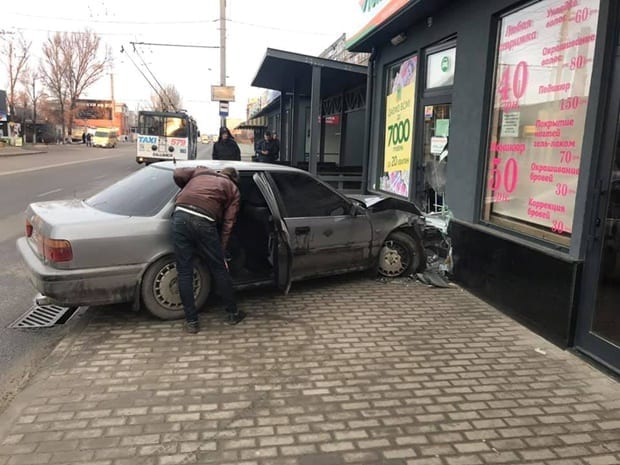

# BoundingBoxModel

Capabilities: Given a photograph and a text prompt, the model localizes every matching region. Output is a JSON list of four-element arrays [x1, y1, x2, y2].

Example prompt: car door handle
[[295, 226, 310, 235]]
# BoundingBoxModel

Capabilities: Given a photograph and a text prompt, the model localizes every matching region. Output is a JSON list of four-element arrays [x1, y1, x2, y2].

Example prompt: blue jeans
[[172, 210, 237, 323]]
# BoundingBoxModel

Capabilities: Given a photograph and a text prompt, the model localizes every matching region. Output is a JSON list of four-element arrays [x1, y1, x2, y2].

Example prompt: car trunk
[[25, 200, 169, 270]]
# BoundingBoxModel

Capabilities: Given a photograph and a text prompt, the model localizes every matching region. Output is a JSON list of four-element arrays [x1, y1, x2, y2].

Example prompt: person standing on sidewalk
[[256, 131, 277, 163], [212, 127, 241, 161], [271, 131, 280, 160], [172, 166, 245, 333]]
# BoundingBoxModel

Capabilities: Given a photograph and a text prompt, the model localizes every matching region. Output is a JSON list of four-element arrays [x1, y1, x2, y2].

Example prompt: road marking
[[0, 153, 128, 177], [36, 188, 63, 198]]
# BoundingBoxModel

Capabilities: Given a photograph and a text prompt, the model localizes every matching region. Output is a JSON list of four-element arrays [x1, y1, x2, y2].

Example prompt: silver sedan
[[17, 161, 450, 320]]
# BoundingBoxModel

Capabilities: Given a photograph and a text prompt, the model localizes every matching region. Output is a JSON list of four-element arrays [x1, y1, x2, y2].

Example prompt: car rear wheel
[[141, 256, 211, 320], [377, 231, 422, 278]]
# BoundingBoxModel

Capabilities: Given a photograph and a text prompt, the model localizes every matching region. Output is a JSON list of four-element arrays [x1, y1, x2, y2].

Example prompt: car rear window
[[86, 166, 178, 216]]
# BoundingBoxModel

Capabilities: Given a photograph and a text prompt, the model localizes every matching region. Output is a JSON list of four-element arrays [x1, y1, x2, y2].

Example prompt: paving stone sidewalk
[[0, 275, 618, 465]]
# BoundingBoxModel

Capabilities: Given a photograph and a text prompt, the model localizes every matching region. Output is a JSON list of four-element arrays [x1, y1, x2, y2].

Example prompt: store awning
[[346, 0, 452, 53], [251, 48, 367, 96]]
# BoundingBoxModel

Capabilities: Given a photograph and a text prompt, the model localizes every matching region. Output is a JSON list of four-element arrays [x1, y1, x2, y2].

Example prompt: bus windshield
[[139, 114, 187, 138]]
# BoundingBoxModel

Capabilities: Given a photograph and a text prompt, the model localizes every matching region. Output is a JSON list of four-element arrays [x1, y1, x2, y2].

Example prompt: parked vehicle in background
[[200, 134, 210, 144], [92, 128, 119, 148], [136, 110, 198, 164], [17, 160, 451, 320], [71, 127, 86, 143]]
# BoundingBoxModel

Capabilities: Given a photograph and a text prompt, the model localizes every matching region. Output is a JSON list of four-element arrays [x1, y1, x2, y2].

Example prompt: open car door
[[253, 172, 293, 294]]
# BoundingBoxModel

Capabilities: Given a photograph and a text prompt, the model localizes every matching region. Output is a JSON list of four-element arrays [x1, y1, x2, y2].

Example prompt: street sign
[[211, 86, 235, 102], [219, 101, 229, 117]]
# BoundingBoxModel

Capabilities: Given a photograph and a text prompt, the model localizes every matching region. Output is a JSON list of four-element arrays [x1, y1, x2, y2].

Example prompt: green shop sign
[[441, 56, 450, 72]]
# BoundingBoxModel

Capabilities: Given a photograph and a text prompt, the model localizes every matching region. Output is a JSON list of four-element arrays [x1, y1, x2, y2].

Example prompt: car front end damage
[[349, 194, 453, 276]]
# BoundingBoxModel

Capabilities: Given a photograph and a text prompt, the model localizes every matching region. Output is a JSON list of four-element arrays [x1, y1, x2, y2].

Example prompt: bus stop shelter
[[251, 48, 367, 177]]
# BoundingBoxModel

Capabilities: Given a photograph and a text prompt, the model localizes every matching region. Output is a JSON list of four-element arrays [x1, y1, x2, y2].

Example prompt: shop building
[[348, 0, 620, 373]]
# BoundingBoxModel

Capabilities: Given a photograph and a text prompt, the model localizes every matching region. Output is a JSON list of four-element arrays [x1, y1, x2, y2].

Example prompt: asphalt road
[[0, 141, 213, 412]]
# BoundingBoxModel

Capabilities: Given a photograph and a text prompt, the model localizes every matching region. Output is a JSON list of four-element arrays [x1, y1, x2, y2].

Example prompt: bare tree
[[20, 69, 45, 142], [39, 30, 109, 141], [150, 84, 183, 111], [39, 33, 69, 140], [65, 31, 110, 136], [0, 33, 31, 121]]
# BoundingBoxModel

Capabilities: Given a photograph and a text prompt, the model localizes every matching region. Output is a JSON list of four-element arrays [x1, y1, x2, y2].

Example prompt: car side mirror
[[350, 204, 365, 216]]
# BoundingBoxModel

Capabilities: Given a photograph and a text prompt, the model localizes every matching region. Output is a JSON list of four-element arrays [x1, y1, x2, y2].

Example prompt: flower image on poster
[[380, 55, 417, 197], [482, 0, 600, 244]]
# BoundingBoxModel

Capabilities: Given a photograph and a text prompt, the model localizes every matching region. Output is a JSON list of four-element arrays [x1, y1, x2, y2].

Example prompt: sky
[[1, 0, 371, 134]]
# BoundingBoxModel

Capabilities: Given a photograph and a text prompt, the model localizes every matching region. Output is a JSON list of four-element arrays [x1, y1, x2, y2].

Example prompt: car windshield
[[86, 166, 178, 216], [94, 131, 108, 137]]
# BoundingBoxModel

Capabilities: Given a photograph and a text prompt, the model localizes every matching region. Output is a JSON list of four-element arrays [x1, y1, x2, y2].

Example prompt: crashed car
[[17, 161, 451, 320]]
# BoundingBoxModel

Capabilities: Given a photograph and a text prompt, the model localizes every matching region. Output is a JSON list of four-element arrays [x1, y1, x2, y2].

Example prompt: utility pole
[[220, 0, 227, 128], [32, 75, 37, 144], [110, 72, 115, 130]]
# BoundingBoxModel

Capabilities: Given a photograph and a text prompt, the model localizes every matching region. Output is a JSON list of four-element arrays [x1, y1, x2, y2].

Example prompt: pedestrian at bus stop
[[172, 165, 245, 333], [86, 133, 92, 147], [256, 131, 278, 163], [212, 127, 241, 161], [272, 131, 280, 160]]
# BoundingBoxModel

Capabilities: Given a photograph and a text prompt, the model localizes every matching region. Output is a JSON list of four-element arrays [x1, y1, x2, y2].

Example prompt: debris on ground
[[421, 212, 454, 288]]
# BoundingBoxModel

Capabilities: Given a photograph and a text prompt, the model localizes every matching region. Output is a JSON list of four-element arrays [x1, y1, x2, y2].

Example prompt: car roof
[[152, 160, 308, 174]]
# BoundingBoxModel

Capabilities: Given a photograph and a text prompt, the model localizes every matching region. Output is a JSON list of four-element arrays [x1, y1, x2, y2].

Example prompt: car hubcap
[[153, 263, 201, 310], [378, 240, 410, 277]]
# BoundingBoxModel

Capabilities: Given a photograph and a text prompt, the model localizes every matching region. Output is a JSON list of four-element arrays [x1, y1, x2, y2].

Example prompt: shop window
[[481, 0, 601, 246], [377, 55, 418, 197], [426, 47, 456, 89]]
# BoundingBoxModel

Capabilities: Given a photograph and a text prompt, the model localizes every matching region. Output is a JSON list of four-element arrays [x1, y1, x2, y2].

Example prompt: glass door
[[577, 120, 620, 371], [575, 52, 620, 373], [417, 103, 451, 213]]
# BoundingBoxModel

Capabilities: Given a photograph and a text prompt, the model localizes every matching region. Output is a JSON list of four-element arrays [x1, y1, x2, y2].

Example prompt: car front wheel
[[141, 256, 211, 320], [377, 231, 422, 278]]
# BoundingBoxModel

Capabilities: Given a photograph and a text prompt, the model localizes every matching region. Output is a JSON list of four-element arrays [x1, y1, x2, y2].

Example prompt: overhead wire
[[119, 44, 166, 111], [4, 11, 219, 25], [131, 43, 177, 111]]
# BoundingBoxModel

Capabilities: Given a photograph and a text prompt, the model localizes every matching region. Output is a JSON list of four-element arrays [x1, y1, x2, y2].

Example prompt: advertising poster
[[484, 0, 600, 241], [381, 56, 417, 197]]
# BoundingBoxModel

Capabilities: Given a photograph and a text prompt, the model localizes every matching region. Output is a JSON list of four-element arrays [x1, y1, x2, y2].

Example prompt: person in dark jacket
[[256, 131, 278, 163], [172, 166, 244, 333], [212, 127, 241, 161]]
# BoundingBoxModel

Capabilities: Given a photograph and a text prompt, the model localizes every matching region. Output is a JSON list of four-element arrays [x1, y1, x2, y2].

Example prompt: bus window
[[166, 117, 187, 138], [139, 114, 164, 136]]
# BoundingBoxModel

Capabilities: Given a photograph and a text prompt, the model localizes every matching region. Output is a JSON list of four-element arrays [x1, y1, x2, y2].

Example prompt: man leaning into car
[[172, 166, 244, 333]]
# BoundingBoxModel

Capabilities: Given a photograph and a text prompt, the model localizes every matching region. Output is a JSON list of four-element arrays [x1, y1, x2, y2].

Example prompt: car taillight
[[26, 219, 33, 237], [43, 238, 73, 262]]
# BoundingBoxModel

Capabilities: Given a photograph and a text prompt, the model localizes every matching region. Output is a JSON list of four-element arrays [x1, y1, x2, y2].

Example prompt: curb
[[0, 150, 47, 158]]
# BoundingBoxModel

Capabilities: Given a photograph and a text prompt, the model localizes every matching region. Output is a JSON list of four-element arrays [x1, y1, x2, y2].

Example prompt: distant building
[[0, 90, 8, 138], [319, 34, 370, 66], [72, 99, 129, 140]]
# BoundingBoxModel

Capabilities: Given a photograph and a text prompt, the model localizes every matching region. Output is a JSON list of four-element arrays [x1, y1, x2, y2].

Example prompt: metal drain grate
[[8, 304, 78, 328]]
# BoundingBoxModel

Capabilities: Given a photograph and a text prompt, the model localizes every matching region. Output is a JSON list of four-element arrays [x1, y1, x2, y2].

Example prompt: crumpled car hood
[[347, 194, 423, 216]]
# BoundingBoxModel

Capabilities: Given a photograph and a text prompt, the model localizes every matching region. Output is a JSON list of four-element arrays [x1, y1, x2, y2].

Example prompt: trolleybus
[[136, 110, 198, 164]]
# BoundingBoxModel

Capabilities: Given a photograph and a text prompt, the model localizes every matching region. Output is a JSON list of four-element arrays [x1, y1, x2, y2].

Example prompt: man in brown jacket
[[172, 166, 243, 333]]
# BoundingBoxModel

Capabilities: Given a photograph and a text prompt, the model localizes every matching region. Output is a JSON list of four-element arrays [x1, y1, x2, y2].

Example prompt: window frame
[[374, 52, 419, 199], [266, 171, 352, 219], [478, 0, 602, 248]]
